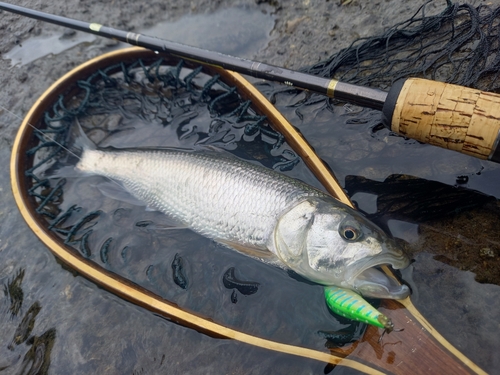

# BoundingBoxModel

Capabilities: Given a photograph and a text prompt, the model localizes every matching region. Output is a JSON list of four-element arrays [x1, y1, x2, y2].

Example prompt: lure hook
[[378, 325, 404, 344]]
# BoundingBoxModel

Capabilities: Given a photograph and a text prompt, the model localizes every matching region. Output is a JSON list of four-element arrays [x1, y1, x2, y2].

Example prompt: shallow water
[[137, 5, 276, 58], [4, 31, 96, 67], [1, 2, 500, 374], [1, 55, 357, 374], [3, 4, 274, 67]]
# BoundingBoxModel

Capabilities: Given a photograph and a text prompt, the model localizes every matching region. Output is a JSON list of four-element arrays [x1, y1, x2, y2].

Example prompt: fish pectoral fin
[[136, 220, 188, 231], [217, 239, 279, 262]]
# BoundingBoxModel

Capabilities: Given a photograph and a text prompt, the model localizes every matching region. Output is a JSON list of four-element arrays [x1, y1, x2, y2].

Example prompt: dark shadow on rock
[[4, 269, 25, 317], [20, 328, 56, 375], [345, 174, 500, 285], [8, 301, 42, 350]]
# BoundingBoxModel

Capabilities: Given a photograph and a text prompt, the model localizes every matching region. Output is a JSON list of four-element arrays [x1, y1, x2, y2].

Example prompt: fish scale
[[78, 148, 325, 250]]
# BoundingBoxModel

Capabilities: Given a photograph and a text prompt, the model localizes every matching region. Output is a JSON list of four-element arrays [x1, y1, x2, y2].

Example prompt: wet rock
[[285, 16, 308, 34], [60, 29, 76, 39], [230, 289, 238, 303], [16, 70, 28, 82]]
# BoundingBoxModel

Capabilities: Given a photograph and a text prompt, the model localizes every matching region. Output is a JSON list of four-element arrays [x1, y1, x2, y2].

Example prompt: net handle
[[383, 78, 500, 162]]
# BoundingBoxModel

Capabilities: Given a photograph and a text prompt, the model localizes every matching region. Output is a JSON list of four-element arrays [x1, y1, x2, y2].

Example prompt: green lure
[[324, 286, 394, 333]]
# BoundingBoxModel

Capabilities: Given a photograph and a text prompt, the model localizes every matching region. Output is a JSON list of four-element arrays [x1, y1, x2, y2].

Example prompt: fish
[[54, 121, 410, 300]]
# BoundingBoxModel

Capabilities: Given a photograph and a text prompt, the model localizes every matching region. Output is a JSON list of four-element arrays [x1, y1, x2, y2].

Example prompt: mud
[[0, 0, 499, 374]]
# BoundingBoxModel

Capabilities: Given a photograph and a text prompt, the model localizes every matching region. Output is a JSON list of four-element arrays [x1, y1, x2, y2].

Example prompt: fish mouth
[[352, 267, 410, 299], [345, 249, 411, 300]]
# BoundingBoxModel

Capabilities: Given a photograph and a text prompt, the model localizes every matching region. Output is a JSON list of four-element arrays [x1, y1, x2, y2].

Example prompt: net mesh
[[27, 58, 300, 253], [305, 0, 500, 91], [257, 0, 500, 118], [22, 54, 373, 350]]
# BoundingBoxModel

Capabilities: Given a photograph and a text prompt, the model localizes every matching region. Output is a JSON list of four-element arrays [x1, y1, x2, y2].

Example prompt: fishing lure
[[324, 286, 400, 341]]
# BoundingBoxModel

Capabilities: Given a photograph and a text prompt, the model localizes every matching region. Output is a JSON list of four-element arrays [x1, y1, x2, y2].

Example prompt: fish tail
[[44, 118, 96, 178], [66, 118, 96, 156]]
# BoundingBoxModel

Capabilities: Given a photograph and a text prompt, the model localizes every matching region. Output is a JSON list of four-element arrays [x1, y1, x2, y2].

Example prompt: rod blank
[[0, 1, 387, 110], [2, 1, 500, 162]]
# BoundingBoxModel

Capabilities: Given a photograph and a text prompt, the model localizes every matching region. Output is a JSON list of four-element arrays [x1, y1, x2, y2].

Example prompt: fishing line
[[1, 103, 135, 199], [0, 104, 81, 160]]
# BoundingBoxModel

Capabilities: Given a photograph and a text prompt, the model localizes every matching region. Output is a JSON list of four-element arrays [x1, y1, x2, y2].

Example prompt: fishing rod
[[1, 2, 500, 163]]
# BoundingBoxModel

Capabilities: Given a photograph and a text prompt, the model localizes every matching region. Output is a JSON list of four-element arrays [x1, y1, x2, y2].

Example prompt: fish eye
[[339, 221, 362, 242]]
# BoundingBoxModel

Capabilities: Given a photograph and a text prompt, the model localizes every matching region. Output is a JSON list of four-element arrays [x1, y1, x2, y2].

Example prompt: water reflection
[[171, 253, 189, 290], [318, 323, 366, 348], [19, 328, 56, 375], [222, 267, 260, 296], [2, 268, 56, 375], [137, 5, 276, 58], [5, 269, 25, 317], [4, 32, 95, 67], [345, 174, 494, 223], [8, 302, 41, 350]]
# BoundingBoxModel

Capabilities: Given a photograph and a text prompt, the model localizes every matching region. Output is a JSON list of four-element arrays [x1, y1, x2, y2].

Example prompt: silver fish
[[67, 123, 410, 299]]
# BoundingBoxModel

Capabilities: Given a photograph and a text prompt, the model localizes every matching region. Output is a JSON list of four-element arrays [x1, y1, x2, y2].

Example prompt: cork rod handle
[[382, 78, 500, 162]]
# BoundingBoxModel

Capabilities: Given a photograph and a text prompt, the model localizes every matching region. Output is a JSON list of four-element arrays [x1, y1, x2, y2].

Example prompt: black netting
[[257, 0, 500, 116], [305, 0, 500, 91], [26, 58, 301, 251]]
